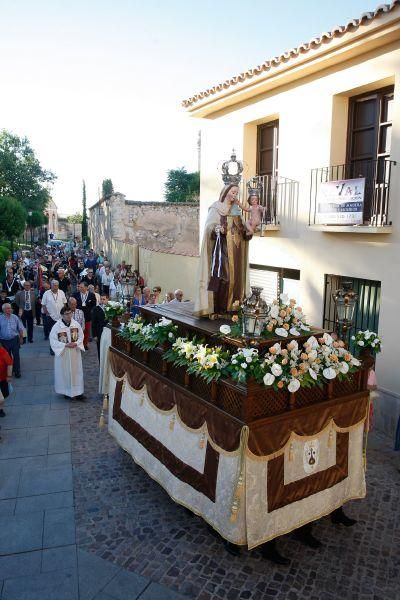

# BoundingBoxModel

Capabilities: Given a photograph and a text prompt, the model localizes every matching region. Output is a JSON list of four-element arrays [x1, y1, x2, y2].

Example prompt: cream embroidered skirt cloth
[[105, 348, 368, 550]]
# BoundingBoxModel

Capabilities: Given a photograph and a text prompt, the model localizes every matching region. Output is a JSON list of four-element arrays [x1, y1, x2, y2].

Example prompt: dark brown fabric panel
[[267, 432, 349, 512], [248, 393, 368, 456], [110, 348, 242, 452], [112, 379, 220, 502]]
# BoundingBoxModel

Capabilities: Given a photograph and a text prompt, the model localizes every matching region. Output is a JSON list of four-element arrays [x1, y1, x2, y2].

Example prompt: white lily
[[271, 363, 283, 376], [288, 378, 300, 393], [275, 327, 288, 337], [263, 372, 275, 386], [323, 367, 337, 379]]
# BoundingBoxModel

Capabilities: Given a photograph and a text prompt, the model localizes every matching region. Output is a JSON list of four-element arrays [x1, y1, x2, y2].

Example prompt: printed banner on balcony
[[316, 178, 365, 225]]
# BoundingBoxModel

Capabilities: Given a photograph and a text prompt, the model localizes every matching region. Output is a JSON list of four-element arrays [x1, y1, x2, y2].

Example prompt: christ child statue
[[236, 193, 264, 234]]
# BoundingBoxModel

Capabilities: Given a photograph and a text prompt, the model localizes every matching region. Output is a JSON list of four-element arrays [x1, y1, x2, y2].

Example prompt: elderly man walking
[[67, 297, 85, 331], [41, 280, 67, 355], [15, 281, 36, 343], [0, 303, 24, 377]]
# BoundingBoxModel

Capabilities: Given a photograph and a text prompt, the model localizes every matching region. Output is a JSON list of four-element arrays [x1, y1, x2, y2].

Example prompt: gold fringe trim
[[102, 395, 109, 411], [246, 409, 369, 463], [110, 372, 241, 457], [107, 425, 248, 546], [246, 489, 367, 550], [363, 396, 371, 471], [230, 426, 249, 521], [99, 409, 106, 429]]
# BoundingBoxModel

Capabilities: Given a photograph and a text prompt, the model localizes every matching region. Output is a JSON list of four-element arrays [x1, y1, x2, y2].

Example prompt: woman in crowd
[[130, 285, 145, 317]]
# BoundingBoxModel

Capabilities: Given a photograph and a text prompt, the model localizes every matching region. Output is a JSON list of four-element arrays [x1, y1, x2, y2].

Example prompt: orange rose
[[301, 353, 308, 361], [290, 367, 298, 376], [283, 323, 289, 330], [270, 346, 277, 354], [330, 354, 339, 362], [282, 358, 288, 365], [279, 310, 287, 318], [344, 353, 351, 361], [277, 381, 284, 389], [338, 340, 345, 348], [267, 324, 273, 332], [232, 315, 239, 323]]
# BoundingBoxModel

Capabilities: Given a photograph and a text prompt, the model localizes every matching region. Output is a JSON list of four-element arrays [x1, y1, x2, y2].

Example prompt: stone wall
[[57, 217, 82, 241], [89, 193, 199, 261]]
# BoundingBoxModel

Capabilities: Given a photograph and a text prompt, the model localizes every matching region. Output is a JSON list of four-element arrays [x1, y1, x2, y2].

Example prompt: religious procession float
[[99, 154, 379, 551]]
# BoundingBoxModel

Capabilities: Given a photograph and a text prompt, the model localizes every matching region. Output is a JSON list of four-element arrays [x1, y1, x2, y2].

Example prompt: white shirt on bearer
[[41, 288, 67, 321]]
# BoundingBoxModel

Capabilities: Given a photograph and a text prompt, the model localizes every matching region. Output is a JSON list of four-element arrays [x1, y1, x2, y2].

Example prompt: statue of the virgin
[[194, 181, 251, 317]]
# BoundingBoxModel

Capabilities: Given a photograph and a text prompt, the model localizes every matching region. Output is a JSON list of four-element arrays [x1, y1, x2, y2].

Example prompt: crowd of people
[[0, 240, 185, 423]]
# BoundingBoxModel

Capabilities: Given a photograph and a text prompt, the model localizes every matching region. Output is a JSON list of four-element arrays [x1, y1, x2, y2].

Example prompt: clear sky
[[0, 0, 379, 213]]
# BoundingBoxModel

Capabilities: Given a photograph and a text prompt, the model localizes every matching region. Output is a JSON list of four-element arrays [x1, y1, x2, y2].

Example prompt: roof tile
[[183, 1, 400, 108]]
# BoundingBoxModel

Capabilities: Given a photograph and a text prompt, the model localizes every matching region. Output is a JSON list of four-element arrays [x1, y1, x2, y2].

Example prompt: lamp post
[[27, 211, 33, 249], [332, 281, 358, 342]]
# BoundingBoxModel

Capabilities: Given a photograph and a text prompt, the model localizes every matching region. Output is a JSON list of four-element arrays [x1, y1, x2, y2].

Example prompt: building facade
[[89, 194, 200, 300], [184, 2, 400, 437]]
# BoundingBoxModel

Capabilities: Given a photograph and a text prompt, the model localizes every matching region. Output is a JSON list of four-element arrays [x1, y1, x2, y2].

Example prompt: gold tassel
[[288, 443, 294, 462], [328, 429, 334, 448], [230, 499, 239, 523], [199, 432, 206, 449], [99, 409, 105, 429], [169, 414, 176, 431], [235, 474, 244, 498], [102, 395, 109, 411]]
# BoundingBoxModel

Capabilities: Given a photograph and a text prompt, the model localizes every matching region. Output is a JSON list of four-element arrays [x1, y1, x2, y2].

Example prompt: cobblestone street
[[0, 330, 399, 599]]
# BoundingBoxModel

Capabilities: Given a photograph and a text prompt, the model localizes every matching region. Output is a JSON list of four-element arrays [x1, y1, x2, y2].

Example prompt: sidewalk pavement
[[0, 331, 186, 600]]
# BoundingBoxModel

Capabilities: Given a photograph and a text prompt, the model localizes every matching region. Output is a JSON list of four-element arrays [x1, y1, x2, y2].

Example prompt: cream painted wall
[[138, 246, 199, 302], [110, 239, 139, 269], [198, 43, 400, 398]]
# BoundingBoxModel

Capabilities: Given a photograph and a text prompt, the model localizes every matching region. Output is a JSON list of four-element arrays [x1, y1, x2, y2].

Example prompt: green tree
[[67, 212, 83, 241], [81, 180, 89, 243], [67, 213, 83, 225], [0, 130, 56, 212], [101, 179, 114, 197], [164, 168, 200, 203], [26, 210, 46, 228], [0, 196, 27, 241]]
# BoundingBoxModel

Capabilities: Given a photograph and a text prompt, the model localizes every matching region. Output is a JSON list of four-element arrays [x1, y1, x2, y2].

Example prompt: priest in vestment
[[49, 306, 85, 400], [194, 183, 251, 317]]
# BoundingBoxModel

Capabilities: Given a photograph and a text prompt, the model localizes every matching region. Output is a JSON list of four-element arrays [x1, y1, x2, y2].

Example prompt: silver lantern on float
[[242, 286, 270, 337]]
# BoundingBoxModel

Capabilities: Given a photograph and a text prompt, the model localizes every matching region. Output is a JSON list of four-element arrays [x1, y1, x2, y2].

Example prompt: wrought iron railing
[[309, 159, 397, 227], [241, 174, 299, 228]]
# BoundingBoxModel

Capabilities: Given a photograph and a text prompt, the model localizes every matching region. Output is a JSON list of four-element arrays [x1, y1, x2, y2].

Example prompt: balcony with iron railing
[[240, 174, 299, 234], [309, 158, 397, 233]]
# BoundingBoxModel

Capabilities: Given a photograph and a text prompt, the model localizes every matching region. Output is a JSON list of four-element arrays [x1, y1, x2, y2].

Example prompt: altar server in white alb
[[49, 306, 86, 401]]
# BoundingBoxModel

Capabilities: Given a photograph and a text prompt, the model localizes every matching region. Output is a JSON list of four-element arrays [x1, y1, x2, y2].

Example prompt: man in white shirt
[[67, 297, 85, 330], [169, 289, 184, 304], [100, 266, 114, 295], [41, 280, 67, 354]]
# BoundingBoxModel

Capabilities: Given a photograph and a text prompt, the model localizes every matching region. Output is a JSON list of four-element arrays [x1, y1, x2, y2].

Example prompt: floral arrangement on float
[[265, 294, 310, 338], [352, 330, 382, 354], [119, 315, 178, 351], [218, 293, 310, 339], [163, 338, 230, 384], [104, 301, 126, 323], [261, 334, 361, 392], [118, 316, 364, 389]]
